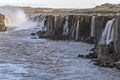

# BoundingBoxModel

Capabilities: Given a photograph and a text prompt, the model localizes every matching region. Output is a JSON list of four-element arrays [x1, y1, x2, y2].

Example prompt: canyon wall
[[29, 14, 120, 68], [112, 16, 120, 68], [114, 17, 120, 58], [36, 14, 92, 43]]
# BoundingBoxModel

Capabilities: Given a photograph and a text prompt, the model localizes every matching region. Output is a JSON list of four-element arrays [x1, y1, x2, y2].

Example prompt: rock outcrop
[[94, 15, 120, 68], [0, 14, 6, 31]]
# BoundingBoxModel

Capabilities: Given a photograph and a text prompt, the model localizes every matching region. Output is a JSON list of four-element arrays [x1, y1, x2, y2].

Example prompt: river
[[0, 23, 119, 80]]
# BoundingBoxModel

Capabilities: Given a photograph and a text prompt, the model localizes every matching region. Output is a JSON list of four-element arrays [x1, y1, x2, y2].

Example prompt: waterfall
[[106, 19, 114, 45], [75, 20, 80, 40], [71, 28, 75, 39], [71, 21, 76, 39], [90, 16, 95, 37], [29, 15, 45, 22], [63, 16, 69, 35], [0, 6, 27, 27], [99, 18, 115, 45], [37, 16, 46, 31]]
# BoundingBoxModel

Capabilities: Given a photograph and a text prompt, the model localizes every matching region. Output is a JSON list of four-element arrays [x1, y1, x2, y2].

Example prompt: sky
[[0, 0, 120, 8]]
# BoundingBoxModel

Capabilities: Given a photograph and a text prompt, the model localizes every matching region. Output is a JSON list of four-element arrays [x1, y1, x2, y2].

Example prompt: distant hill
[[94, 3, 120, 12], [68, 3, 120, 15]]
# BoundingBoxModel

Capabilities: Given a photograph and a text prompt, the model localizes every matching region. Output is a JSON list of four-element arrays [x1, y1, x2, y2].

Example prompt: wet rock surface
[[114, 17, 120, 59], [0, 26, 119, 80], [78, 52, 97, 59]]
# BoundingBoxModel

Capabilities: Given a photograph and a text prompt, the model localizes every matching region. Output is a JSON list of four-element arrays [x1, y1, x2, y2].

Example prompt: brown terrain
[[22, 3, 120, 15]]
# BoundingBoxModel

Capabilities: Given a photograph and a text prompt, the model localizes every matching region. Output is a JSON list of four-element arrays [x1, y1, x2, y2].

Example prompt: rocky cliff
[[35, 14, 92, 43], [30, 13, 120, 69]]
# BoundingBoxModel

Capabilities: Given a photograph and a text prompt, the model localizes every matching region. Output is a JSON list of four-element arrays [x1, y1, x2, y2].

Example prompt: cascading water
[[75, 20, 80, 40], [71, 19, 78, 39], [90, 16, 95, 37], [37, 16, 46, 31], [71, 28, 75, 39], [99, 18, 115, 45], [71, 23, 75, 39], [63, 16, 69, 35], [0, 6, 27, 27]]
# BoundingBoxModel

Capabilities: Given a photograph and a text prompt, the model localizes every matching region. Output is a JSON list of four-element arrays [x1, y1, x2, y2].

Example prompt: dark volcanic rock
[[85, 52, 97, 59], [78, 53, 97, 59], [115, 61, 120, 69], [36, 31, 46, 37], [85, 37, 94, 44], [93, 59, 115, 68], [78, 54, 85, 58]]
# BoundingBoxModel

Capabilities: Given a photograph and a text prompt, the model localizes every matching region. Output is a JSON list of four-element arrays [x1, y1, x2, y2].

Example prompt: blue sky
[[0, 0, 120, 8]]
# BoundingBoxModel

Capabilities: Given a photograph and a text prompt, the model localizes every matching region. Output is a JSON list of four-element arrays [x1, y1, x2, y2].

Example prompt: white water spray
[[14, 15, 46, 31], [90, 16, 95, 37], [0, 6, 27, 27], [99, 18, 115, 45]]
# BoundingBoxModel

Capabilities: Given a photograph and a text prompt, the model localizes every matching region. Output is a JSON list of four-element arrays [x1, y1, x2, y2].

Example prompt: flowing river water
[[0, 24, 119, 80]]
